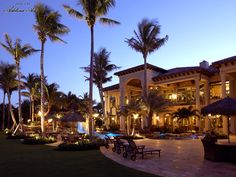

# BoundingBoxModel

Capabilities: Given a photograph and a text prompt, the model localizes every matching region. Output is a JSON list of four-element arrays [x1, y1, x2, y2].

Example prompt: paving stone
[[100, 136, 236, 177]]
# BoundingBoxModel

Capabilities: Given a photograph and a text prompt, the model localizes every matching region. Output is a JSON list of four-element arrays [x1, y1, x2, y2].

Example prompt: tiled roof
[[114, 63, 166, 76], [212, 55, 236, 68], [103, 84, 119, 91], [152, 66, 217, 81]]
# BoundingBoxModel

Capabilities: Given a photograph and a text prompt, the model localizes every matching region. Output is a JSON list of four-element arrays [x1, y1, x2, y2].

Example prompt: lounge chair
[[104, 135, 114, 149], [123, 139, 161, 161], [112, 136, 125, 154]]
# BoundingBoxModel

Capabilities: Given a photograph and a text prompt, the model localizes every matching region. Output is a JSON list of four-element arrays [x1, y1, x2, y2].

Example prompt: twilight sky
[[1, 0, 236, 105]]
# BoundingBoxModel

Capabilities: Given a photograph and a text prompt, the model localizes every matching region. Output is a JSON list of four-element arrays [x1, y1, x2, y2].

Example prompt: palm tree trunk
[[89, 26, 94, 138], [148, 110, 153, 129], [40, 41, 45, 134], [6, 91, 17, 130], [29, 96, 32, 121], [16, 62, 23, 128], [31, 98, 35, 122], [143, 56, 147, 98], [2, 92, 6, 130], [98, 83, 106, 127]]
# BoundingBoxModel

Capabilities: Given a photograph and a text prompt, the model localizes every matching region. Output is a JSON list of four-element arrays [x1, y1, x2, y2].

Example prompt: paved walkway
[[100, 137, 236, 177]]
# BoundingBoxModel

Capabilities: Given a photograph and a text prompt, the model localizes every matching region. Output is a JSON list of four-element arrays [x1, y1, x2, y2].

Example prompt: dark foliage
[[56, 139, 106, 151], [22, 137, 56, 145]]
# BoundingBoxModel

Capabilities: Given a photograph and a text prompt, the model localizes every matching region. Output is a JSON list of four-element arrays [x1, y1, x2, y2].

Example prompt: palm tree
[[122, 98, 144, 135], [0, 63, 7, 130], [0, 34, 38, 130], [125, 18, 168, 98], [45, 83, 63, 116], [171, 106, 200, 130], [82, 48, 120, 127], [22, 73, 40, 122], [64, 0, 120, 137], [0, 62, 18, 130], [33, 3, 69, 133], [142, 90, 169, 128]]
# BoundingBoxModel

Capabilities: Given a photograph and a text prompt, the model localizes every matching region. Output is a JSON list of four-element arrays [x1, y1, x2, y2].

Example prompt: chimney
[[200, 60, 209, 68]]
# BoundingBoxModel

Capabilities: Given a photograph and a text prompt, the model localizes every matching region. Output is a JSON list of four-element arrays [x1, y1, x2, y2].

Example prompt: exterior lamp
[[171, 94, 177, 100], [48, 118, 53, 123], [27, 119, 31, 123], [93, 113, 99, 119], [38, 111, 42, 117], [133, 113, 139, 119]]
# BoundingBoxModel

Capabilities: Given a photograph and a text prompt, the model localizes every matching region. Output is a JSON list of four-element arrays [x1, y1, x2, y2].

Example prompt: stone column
[[195, 77, 200, 127], [204, 117, 209, 131], [204, 79, 210, 105], [220, 72, 228, 134], [204, 79, 210, 131], [230, 79, 236, 133], [119, 84, 126, 131]]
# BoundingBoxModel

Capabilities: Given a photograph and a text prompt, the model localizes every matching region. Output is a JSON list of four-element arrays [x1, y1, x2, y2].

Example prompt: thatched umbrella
[[201, 97, 236, 143]]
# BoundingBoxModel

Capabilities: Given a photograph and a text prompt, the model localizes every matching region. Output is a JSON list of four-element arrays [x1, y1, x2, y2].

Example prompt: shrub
[[22, 137, 56, 145], [109, 123, 119, 131], [203, 130, 228, 142], [6, 132, 29, 139], [56, 139, 106, 151]]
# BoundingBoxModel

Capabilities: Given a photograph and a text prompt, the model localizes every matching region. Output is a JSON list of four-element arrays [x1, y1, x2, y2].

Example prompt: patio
[[101, 136, 236, 177]]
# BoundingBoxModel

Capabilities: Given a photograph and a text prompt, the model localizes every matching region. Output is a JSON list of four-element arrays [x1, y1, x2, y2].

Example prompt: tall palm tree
[[64, 0, 120, 137], [0, 62, 18, 130], [0, 63, 7, 130], [0, 34, 38, 130], [142, 90, 169, 128], [171, 106, 200, 129], [126, 18, 168, 98], [22, 73, 40, 122], [33, 3, 69, 133], [82, 48, 120, 127]]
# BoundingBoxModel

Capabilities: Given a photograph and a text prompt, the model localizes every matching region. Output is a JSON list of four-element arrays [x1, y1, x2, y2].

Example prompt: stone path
[[100, 138, 236, 177]]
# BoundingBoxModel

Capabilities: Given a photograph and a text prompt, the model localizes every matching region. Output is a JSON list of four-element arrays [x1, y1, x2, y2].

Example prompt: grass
[[0, 133, 160, 177]]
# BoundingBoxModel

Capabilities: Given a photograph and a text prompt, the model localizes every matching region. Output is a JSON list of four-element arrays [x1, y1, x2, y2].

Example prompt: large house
[[103, 55, 236, 134]]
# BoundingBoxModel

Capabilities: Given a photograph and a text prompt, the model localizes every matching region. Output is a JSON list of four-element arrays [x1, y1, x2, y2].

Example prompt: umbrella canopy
[[201, 97, 236, 143], [60, 112, 86, 122], [201, 97, 236, 116]]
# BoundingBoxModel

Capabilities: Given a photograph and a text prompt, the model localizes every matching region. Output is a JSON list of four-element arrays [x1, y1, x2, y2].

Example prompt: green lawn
[[0, 134, 159, 177]]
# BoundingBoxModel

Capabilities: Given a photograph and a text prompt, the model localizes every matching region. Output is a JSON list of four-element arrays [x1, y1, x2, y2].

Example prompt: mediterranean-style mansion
[[103, 55, 236, 135]]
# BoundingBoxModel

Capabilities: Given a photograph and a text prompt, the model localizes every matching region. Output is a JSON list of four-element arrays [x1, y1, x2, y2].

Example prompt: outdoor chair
[[123, 139, 161, 161], [104, 135, 114, 149], [112, 137, 125, 154]]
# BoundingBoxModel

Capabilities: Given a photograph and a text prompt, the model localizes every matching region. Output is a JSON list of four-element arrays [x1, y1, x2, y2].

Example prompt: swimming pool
[[95, 132, 123, 139]]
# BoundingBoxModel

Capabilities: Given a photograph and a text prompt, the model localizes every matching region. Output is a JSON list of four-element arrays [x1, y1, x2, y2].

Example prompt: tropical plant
[[82, 48, 120, 127], [125, 18, 168, 98], [64, 0, 120, 137], [0, 62, 18, 130], [142, 90, 169, 128], [171, 106, 200, 129], [22, 73, 41, 121], [45, 83, 65, 115], [0, 34, 38, 129], [122, 98, 144, 135], [33, 3, 69, 133], [78, 92, 91, 116]]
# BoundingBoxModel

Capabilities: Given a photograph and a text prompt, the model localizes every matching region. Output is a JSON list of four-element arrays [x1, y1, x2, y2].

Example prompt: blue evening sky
[[1, 0, 236, 105]]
